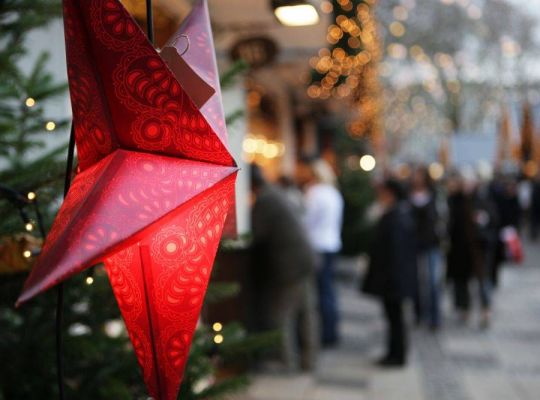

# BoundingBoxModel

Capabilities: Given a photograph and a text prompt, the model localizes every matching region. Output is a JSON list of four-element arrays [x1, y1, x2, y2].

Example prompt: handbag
[[500, 226, 524, 264]]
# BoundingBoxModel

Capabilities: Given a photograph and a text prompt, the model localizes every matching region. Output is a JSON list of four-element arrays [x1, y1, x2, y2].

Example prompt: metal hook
[[172, 34, 190, 56]]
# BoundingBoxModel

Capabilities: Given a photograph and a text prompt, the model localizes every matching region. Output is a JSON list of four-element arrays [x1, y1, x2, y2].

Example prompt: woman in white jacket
[[302, 159, 344, 346]]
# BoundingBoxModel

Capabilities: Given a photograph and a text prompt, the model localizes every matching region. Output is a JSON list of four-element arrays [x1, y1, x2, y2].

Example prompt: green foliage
[[204, 281, 241, 304], [0, 0, 69, 236], [339, 167, 375, 256], [179, 322, 278, 400], [1, 270, 276, 399], [219, 59, 248, 90], [0, 270, 148, 399], [334, 123, 376, 256], [225, 109, 245, 127]]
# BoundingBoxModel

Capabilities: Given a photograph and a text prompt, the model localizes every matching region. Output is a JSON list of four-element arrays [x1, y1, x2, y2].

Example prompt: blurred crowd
[[248, 159, 534, 372]]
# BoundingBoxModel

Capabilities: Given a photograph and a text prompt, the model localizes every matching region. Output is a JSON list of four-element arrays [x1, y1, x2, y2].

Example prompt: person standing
[[490, 176, 521, 287], [530, 175, 540, 240], [250, 164, 319, 371], [410, 166, 443, 330], [447, 173, 476, 320], [300, 159, 344, 347], [363, 179, 417, 367], [447, 172, 497, 327]]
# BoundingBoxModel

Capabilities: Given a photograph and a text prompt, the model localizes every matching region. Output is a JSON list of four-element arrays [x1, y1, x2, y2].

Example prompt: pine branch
[[219, 60, 248, 90], [225, 110, 244, 127]]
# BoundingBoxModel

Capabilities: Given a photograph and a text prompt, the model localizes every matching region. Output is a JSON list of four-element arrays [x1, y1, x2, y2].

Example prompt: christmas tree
[[0, 1, 273, 399], [0, 0, 69, 236]]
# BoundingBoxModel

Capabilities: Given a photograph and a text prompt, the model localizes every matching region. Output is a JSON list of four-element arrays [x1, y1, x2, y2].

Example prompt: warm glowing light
[[25, 223, 34, 232], [25, 98, 36, 107], [255, 138, 267, 154], [212, 322, 223, 332], [263, 143, 280, 159], [274, 4, 320, 27], [242, 138, 257, 154], [213, 334, 224, 344], [307, 85, 322, 98], [27, 192, 36, 201], [388, 43, 407, 59], [86, 276, 94, 285], [23, 250, 32, 258], [45, 121, 56, 131], [393, 6, 408, 21], [359, 155, 376, 171], [428, 162, 445, 180], [321, 0, 333, 14], [389, 21, 406, 37]]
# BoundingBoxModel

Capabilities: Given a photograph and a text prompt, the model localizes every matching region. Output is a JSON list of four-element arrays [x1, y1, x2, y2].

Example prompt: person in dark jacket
[[251, 164, 318, 371], [447, 172, 497, 327], [530, 175, 540, 240], [410, 166, 443, 330], [447, 174, 476, 319], [363, 178, 417, 367], [490, 176, 521, 287]]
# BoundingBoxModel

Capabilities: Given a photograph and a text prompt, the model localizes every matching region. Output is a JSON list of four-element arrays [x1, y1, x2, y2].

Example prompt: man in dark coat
[[448, 174, 498, 327], [251, 164, 318, 371], [363, 179, 417, 367]]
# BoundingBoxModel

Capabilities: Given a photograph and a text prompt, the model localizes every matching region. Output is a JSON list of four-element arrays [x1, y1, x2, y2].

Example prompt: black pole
[[56, 124, 76, 400], [33, 200, 47, 239], [145, 0, 154, 44], [55, 283, 65, 400]]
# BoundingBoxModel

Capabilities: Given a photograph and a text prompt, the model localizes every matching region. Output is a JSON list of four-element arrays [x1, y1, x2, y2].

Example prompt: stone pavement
[[234, 242, 540, 400]]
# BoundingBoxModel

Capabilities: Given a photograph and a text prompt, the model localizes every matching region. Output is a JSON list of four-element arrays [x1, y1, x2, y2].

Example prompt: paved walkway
[[234, 242, 540, 400]]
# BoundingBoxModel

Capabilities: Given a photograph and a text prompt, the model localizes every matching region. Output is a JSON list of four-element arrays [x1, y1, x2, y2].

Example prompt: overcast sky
[[506, 0, 540, 16]]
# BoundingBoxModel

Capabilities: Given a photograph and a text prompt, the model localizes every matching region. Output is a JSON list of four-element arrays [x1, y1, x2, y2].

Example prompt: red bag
[[501, 226, 524, 264]]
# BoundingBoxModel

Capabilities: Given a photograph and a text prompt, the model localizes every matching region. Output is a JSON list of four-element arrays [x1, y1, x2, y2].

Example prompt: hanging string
[[56, 124, 76, 400], [146, 0, 154, 45]]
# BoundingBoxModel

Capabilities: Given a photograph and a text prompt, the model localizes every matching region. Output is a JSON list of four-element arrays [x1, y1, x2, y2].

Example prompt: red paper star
[[17, 1, 237, 399]]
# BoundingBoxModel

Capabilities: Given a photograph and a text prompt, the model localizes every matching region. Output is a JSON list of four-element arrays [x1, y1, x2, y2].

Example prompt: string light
[[393, 6, 408, 21], [321, 0, 333, 14], [212, 322, 223, 332], [86, 276, 94, 285], [27, 192, 36, 201], [45, 121, 56, 131], [307, 0, 384, 147], [213, 334, 224, 344], [360, 154, 376, 171], [388, 43, 407, 59], [25, 98, 36, 107], [242, 136, 285, 159], [23, 250, 32, 258], [263, 143, 280, 159], [25, 222, 34, 232], [389, 21, 406, 37]]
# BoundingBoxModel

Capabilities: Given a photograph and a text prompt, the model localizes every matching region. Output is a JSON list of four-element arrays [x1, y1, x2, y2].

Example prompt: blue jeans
[[417, 248, 443, 328], [317, 252, 339, 345]]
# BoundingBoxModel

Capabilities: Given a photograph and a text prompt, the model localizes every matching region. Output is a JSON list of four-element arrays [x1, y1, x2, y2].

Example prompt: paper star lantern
[[17, 1, 238, 399]]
